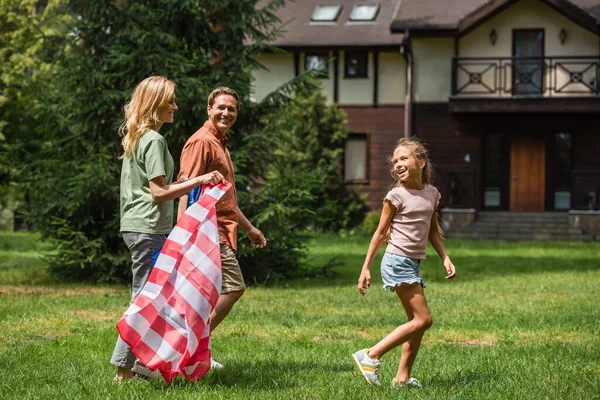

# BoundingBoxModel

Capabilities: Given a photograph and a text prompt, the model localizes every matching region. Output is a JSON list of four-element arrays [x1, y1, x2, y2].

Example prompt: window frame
[[311, 4, 343, 22], [553, 132, 572, 210], [482, 133, 509, 210], [344, 51, 369, 79], [512, 28, 545, 96], [348, 3, 380, 22], [344, 133, 370, 184]]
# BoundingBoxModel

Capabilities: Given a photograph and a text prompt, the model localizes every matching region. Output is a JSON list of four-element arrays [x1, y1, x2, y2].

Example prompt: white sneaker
[[352, 349, 380, 386], [210, 357, 224, 370], [132, 360, 162, 379], [392, 377, 423, 389]]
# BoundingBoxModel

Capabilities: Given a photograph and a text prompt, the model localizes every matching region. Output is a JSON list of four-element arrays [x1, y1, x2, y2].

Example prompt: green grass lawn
[[1, 232, 599, 399]]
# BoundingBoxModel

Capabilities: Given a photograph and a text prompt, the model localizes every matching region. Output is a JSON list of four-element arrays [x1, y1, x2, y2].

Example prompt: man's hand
[[246, 227, 266, 248]]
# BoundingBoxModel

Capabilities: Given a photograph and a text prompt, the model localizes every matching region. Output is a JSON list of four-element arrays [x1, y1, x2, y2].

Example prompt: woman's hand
[[198, 171, 225, 185], [357, 269, 371, 296], [444, 257, 456, 279]]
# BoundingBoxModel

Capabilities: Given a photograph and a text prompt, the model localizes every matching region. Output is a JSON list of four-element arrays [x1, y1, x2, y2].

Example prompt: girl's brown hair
[[119, 76, 176, 158], [390, 137, 435, 187], [390, 137, 444, 237]]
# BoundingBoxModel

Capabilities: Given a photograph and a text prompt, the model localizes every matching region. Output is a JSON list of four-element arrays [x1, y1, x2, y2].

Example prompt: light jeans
[[110, 232, 167, 368]]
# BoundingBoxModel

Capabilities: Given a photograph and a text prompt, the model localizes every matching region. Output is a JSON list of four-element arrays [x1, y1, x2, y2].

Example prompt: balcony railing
[[452, 56, 600, 97]]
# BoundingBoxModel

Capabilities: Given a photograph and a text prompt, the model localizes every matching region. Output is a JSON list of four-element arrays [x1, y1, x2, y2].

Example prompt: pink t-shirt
[[384, 184, 441, 259]]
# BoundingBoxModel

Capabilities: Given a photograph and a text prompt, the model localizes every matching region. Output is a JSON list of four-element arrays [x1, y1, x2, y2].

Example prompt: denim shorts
[[381, 252, 425, 291]]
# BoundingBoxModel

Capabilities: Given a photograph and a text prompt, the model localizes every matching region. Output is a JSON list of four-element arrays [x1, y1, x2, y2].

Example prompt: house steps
[[448, 211, 594, 241]]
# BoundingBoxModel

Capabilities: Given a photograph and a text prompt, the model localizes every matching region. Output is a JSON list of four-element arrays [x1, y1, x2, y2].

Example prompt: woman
[[111, 76, 224, 383]]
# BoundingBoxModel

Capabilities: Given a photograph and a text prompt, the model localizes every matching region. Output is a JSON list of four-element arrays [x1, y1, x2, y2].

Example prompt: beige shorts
[[220, 244, 245, 294]]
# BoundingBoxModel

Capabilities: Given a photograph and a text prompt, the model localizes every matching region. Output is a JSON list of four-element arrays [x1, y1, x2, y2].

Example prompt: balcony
[[450, 56, 600, 113]]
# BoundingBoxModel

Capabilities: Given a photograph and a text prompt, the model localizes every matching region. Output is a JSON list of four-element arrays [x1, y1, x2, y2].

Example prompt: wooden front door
[[510, 137, 545, 211]]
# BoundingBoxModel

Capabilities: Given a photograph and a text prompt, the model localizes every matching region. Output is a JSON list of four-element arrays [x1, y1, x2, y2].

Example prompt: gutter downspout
[[401, 29, 413, 138]]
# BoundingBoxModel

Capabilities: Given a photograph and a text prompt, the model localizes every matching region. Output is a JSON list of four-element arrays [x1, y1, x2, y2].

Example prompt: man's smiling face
[[208, 94, 238, 134]]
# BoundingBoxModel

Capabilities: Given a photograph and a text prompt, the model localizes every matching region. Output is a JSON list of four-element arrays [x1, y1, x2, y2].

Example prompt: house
[[252, 0, 600, 237]]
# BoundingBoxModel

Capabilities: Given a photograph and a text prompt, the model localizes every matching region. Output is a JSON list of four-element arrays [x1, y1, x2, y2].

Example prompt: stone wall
[[568, 211, 600, 240]]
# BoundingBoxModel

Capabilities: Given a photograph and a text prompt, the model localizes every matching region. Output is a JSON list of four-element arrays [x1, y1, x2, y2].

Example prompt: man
[[177, 87, 266, 369]]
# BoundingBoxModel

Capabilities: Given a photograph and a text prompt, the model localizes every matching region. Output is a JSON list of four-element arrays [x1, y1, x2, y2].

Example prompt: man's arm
[[177, 139, 210, 221], [177, 194, 188, 222], [237, 207, 266, 248]]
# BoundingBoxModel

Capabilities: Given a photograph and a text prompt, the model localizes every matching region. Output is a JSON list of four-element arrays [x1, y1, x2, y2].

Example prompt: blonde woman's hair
[[390, 137, 444, 237], [119, 76, 176, 158], [390, 137, 435, 187]]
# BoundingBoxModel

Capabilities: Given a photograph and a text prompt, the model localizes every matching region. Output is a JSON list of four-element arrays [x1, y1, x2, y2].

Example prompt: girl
[[111, 76, 225, 383], [352, 137, 456, 388]]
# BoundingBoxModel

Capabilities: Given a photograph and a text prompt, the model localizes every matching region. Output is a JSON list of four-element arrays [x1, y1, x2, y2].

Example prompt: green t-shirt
[[120, 130, 174, 234]]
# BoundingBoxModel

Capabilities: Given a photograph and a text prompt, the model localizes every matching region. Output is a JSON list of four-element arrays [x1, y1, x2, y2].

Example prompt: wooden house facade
[[252, 0, 600, 235]]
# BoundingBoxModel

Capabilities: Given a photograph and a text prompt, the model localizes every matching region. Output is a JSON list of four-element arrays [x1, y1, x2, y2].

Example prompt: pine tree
[[11, 0, 365, 282]]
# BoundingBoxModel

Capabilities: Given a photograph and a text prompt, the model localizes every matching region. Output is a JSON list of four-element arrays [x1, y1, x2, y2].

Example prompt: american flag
[[116, 182, 231, 383]]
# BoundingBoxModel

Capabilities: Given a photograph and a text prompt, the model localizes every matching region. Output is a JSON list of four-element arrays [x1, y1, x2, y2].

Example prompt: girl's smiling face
[[392, 145, 424, 187]]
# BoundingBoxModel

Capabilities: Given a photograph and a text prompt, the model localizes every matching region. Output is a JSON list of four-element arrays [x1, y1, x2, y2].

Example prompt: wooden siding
[[348, 103, 600, 212], [341, 106, 405, 208], [413, 105, 600, 211], [413, 104, 482, 209]]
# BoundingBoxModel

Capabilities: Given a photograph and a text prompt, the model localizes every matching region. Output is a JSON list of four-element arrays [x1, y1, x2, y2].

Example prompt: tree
[[10, 0, 365, 283], [233, 86, 366, 282], [0, 0, 68, 229]]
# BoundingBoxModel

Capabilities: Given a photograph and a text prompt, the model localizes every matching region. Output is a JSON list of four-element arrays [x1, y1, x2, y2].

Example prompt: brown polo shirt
[[179, 120, 238, 250]]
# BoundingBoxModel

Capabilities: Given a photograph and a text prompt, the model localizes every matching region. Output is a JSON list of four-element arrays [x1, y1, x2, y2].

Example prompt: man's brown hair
[[207, 87, 240, 111]]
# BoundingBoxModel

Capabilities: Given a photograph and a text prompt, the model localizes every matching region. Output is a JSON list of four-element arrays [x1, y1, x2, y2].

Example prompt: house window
[[554, 132, 571, 210], [345, 134, 368, 182], [345, 52, 368, 78], [483, 133, 506, 209], [349, 4, 380, 21], [513, 29, 544, 95], [305, 53, 329, 78], [311, 5, 342, 22]]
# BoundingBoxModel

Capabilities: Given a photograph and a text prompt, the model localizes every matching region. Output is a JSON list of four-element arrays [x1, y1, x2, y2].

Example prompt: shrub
[[361, 210, 381, 235]]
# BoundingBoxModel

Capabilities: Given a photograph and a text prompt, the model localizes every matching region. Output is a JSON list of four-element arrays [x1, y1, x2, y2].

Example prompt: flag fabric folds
[[116, 182, 231, 383]]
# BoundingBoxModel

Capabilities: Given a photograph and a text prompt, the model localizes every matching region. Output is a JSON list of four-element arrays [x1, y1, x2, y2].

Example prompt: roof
[[260, 0, 404, 47], [390, 0, 600, 34]]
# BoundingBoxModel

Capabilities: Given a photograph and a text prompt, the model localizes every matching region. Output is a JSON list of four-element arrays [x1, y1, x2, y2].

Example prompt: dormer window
[[349, 4, 380, 21], [311, 5, 342, 22]]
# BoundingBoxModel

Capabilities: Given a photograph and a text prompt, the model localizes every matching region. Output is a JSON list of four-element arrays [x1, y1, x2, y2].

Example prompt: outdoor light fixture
[[489, 29, 498, 45], [559, 28, 567, 44]]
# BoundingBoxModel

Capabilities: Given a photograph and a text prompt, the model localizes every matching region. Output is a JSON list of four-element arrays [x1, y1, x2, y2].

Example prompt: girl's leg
[[368, 283, 432, 361], [395, 334, 425, 384], [395, 285, 429, 383]]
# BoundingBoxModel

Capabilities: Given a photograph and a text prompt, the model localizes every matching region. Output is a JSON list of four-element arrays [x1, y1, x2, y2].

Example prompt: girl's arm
[[148, 171, 225, 203], [358, 200, 395, 295], [428, 209, 456, 280]]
